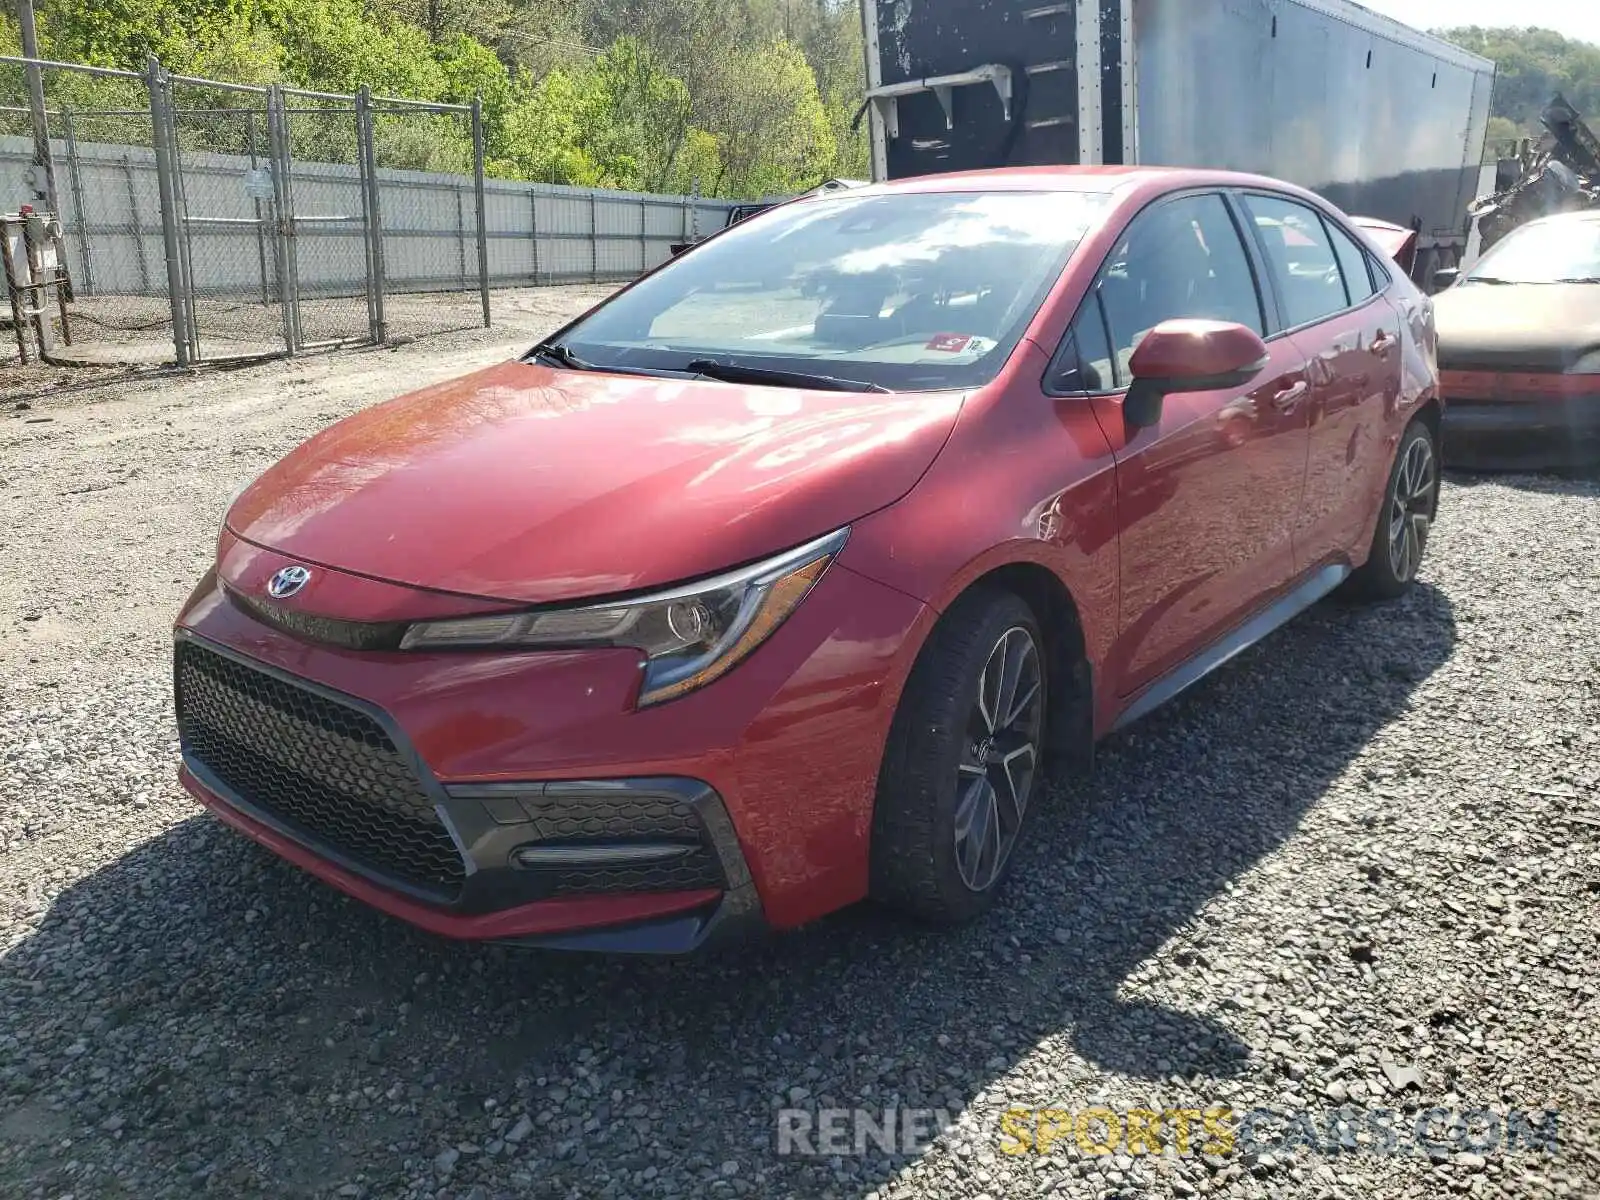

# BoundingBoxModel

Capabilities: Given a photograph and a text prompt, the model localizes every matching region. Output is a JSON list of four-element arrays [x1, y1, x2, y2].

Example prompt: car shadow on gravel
[[1, 584, 1456, 1197]]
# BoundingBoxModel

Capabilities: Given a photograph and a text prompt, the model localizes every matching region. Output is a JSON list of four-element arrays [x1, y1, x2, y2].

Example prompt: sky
[[1359, 0, 1600, 45]]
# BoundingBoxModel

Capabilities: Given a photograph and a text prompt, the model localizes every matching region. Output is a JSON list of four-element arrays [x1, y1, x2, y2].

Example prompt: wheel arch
[[1415, 394, 1442, 441], [1415, 397, 1442, 515], [880, 556, 1097, 782], [978, 562, 1095, 777]]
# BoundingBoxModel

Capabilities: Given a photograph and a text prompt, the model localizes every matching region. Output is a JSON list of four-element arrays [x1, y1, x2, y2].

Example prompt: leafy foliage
[[18, 4, 1600, 195], [1439, 26, 1600, 156], [16, 0, 869, 197]]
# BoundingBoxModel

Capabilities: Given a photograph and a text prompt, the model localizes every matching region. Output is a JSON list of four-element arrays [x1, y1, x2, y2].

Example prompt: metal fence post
[[165, 85, 200, 357], [145, 55, 190, 367], [245, 109, 269, 306], [589, 191, 598, 283], [266, 84, 300, 353], [638, 196, 647, 274], [529, 186, 539, 285], [470, 94, 489, 326], [60, 106, 93, 297], [355, 86, 386, 344], [455, 187, 466, 288], [18, 1, 60, 215]]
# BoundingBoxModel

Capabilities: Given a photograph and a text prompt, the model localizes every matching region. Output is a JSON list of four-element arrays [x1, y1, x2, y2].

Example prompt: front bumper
[[177, 633, 765, 953], [1443, 400, 1600, 469], [1439, 370, 1600, 469], [172, 549, 930, 950]]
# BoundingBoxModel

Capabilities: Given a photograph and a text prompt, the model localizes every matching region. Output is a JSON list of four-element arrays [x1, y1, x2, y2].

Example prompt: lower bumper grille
[[175, 640, 465, 897], [458, 783, 729, 895]]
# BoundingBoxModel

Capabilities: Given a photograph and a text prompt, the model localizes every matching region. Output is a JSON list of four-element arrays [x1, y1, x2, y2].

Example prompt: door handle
[[1372, 329, 1397, 355], [1272, 380, 1309, 413]]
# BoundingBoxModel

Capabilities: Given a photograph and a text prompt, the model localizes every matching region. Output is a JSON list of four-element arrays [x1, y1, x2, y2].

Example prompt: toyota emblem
[[266, 565, 312, 599]]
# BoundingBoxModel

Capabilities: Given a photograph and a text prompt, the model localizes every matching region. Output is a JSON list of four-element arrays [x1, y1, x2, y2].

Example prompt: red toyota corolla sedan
[[174, 167, 1441, 952]]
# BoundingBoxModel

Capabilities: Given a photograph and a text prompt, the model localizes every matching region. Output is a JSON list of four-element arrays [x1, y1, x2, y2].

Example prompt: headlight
[[399, 528, 849, 706], [1569, 349, 1600, 374]]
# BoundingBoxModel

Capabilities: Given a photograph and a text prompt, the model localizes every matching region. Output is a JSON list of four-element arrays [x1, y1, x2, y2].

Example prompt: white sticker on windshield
[[925, 334, 995, 355]]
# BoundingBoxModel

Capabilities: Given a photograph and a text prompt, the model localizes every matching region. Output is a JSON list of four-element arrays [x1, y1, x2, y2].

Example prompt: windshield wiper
[[1554, 276, 1600, 284], [686, 358, 890, 393], [1465, 276, 1515, 285], [530, 342, 595, 370]]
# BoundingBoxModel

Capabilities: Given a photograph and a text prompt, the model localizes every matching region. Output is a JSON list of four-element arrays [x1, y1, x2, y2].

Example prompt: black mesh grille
[[176, 641, 465, 897], [467, 787, 726, 894], [527, 792, 724, 894], [526, 793, 706, 842], [542, 858, 726, 895]]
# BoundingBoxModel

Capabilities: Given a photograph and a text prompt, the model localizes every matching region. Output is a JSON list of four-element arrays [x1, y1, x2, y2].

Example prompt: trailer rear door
[[862, 0, 1127, 180]]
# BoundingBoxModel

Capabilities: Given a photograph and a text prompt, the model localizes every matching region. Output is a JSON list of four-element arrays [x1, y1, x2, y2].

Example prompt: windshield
[[1468, 218, 1600, 284], [545, 189, 1113, 391]]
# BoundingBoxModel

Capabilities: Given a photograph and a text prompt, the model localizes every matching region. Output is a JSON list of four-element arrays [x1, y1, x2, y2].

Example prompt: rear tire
[[870, 590, 1049, 925], [1348, 418, 1438, 601]]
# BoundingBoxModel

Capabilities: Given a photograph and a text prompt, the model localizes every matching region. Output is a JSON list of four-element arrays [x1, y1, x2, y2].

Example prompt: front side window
[[1053, 298, 1116, 393], [1466, 218, 1600, 284], [1095, 192, 1265, 383], [550, 189, 1114, 391], [1242, 194, 1349, 327]]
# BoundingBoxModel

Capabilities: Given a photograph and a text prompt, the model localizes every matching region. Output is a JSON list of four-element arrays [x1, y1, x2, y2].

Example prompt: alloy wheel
[[953, 625, 1044, 893], [1387, 434, 1435, 582]]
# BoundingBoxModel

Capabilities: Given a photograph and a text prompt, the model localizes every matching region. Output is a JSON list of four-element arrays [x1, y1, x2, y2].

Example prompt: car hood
[[225, 360, 965, 604], [1435, 283, 1600, 371]]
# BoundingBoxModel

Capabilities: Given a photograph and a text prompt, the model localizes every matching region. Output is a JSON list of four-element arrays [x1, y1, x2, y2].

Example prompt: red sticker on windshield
[[926, 333, 972, 352]]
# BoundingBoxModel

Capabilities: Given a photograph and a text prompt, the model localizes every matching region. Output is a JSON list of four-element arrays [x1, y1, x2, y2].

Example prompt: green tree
[[37, 0, 246, 67], [1484, 115, 1522, 161], [266, 0, 447, 99], [1439, 26, 1600, 138], [20, 0, 874, 195], [498, 67, 613, 185], [432, 31, 516, 151], [590, 38, 692, 190], [700, 39, 832, 197], [376, 0, 513, 45], [663, 125, 722, 194]]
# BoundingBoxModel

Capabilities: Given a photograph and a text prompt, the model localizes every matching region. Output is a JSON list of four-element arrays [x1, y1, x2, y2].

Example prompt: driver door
[[1059, 191, 1314, 698]]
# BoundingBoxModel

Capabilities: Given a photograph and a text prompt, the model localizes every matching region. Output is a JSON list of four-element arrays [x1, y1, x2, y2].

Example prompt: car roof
[[807, 165, 1342, 210]]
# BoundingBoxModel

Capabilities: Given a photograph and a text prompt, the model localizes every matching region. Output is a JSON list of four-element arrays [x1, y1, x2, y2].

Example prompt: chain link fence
[[369, 100, 487, 343], [0, 56, 173, 366], [278, 89, 376, 350], [166, 77, 284, 360], [0, 53, 740, 373]]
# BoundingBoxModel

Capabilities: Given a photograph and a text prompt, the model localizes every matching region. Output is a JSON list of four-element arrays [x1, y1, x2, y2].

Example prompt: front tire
[[870, 590, 1048, 925], [1349, 418, 1438, 600]]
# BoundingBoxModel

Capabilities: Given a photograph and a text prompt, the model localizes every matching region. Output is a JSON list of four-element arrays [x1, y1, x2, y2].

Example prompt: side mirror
[[1123, 319, 1270, 430], [1432, 266, 1461, 291]]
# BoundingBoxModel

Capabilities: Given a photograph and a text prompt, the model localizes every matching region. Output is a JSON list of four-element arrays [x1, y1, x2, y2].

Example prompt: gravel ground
[[1, 295, 1597, 1199]]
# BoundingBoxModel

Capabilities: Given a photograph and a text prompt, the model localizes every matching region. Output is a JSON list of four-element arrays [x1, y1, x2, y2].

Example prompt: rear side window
[[1242, 194, 1349, 327], [1324, 218, 1378, 304]]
